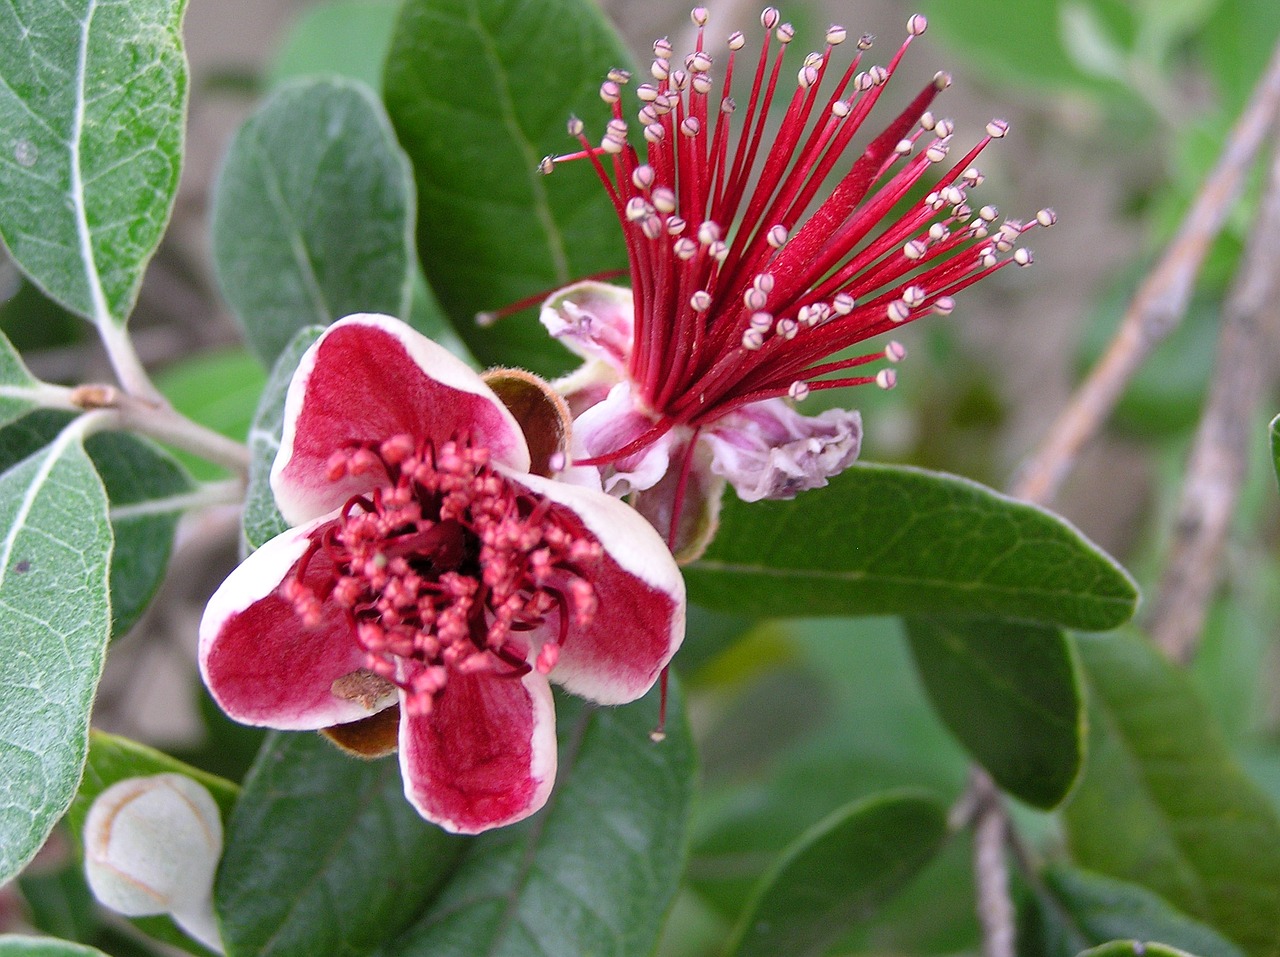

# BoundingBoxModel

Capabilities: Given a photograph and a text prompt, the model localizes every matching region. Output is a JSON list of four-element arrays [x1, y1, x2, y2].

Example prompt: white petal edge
[[272, 313, 532, 525]]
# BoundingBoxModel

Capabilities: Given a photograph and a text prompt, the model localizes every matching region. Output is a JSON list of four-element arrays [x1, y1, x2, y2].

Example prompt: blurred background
[[4, 0, 1280, 953]]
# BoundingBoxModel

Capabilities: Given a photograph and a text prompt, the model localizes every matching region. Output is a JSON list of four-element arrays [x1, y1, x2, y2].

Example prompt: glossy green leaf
[[0, 938, 110, 957], [905, 617, 1083, 809], [383, 0, 632, 376], [685, 464, 1139, 630], [380, 681, 696, 957], [213, 77, 415, 366], [269, 0, 401, 93], [724, 790, 947, 957], [1021, 864, 1246, 957], [1079, 943, 1203, 957], [1065, 630, 1280, 957], [0, 422, 111, 884], [0, 0, 187, 327], [243, 327, 323, 550], [217, 732, 465, 957], [0, 412, 193, 639]]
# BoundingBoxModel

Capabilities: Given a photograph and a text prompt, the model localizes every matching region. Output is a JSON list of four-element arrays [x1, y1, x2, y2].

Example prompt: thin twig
[[1147, 140, 1280, 662], [968, 769, 1015, 957], [1011, 35, 1280, 507]]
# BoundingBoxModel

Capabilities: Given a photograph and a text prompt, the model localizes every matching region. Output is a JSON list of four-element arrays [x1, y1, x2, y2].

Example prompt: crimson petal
[[199, 516, 391, 730], [272, 314, 531, 525], [399, 669, 557, 834]]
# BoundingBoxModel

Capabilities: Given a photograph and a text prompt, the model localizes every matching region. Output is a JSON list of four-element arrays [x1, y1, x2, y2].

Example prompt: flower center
[[285, 435, 602, 717]]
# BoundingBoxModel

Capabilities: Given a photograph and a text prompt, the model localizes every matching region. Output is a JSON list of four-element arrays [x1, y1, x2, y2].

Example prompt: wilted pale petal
[[540, 281, 635, 373], [273, 314, 530, 525], [399, 669, 557, 834], [702, 400, 863, 502], [573, 382, 682, 496]]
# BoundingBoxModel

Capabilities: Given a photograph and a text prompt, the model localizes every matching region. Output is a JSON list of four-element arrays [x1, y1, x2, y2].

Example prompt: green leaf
[[243, 327, 324, 550], [380, 681, 696, 957], [216, 732, 465, 957], [383, 0, 632, 377], [1065, 630, 1280, 957], [0, 0, 187, 326], [0, 422, 111, 884], [0, 329, 52, 430], [1020, 864, 1246, 957], [269, 0, 402, 94], [0, 412, 193, 639], [685, 464, 1139, 630], [904, 617, 1084, 809], [724, 790, 947, 957], [1079, 943, 1204, 957], [212, 77, 415, 366], [0, 937, 110, 957]]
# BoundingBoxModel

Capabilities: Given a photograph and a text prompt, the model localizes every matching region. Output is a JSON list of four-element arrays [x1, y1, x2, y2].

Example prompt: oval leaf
[[0, 0, 187, 326], [685, 464, 1139, 630], [216, 731, 465, 957], [904, 617, 1083, 809], [0, 938, 110, 957], [1021, 864, 1246, 957], [724, 790, 948, 957], [383, 0, 632, 376], [379, 681, 696, 957], [1065, 630, 1280, 957], [212, 78, 415, 366], [0, 424, 111, 884], [1080, 943, 1205, 957], [0, 330, 51, 430]]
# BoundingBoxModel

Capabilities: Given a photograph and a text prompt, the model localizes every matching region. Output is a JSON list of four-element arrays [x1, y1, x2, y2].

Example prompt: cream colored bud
[[84, 774, 224, 952]]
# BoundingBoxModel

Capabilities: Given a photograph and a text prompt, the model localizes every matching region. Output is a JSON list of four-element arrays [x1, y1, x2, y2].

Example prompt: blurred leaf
[[212, 78, 414, 366], [1065, 630, 1280, 957], [0, 938, 110, 957], [1020, 864, 1246, 957], [17, 855, 99, 945], [379, 681, 695, 957], [905, 618, 1083, 809], [383, 0, 632, 377], [0, 0, 187, 327], [216, 731, 464, 957], [1202, 0, 1280, 115], [724, 790, 947, 957], [0, 423, 111, 884], [674, 604, 762, 681], [685, 464, 1139, 630], [270, 0, 401, 93], [242, 328, 323, 549], [156, 349, 267, 482]]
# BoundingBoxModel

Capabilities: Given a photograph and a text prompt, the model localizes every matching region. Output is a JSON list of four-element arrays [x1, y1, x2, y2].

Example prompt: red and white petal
[[399, 669, 557, 834], [703, 399, 862, 502], [539, 281, 635, 373], [506, 470, 686, 706], [199, 515, 391, 730], [272, 314, 531, 525]]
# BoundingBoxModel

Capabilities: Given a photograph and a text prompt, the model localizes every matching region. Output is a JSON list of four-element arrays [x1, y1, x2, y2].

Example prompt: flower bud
[[84, 773, 224, 952]]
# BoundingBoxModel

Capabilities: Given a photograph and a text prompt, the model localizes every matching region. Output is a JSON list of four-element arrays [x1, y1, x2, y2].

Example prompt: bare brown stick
[[968, 769, 1015, 957], [1011, 36, 1280, 507], [1147, 142, 1280, 662]]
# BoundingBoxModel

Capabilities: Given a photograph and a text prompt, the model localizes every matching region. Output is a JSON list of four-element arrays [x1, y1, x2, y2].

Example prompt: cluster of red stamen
[[542, 7, 1053, 457], [285, 435, 602, 717]]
